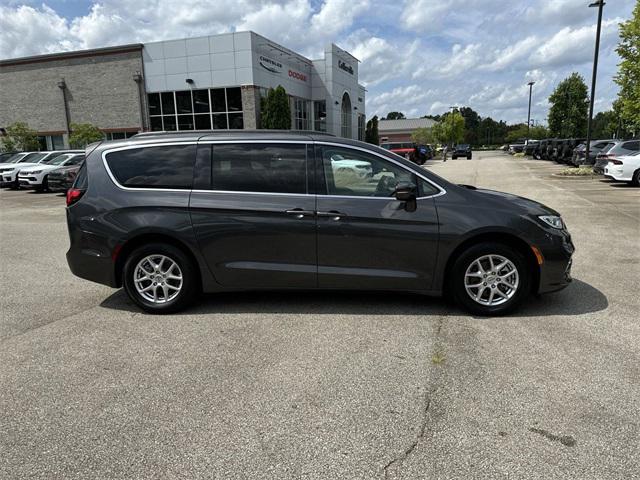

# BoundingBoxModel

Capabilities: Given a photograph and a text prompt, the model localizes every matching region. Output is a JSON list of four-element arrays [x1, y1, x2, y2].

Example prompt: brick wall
[[0, 51, 145, 135]]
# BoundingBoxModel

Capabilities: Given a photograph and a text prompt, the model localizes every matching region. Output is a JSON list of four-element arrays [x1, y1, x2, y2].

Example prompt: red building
[[378, 118, 436, 144]]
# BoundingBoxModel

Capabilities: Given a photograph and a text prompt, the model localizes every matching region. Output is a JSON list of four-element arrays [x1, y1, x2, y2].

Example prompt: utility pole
[[527, 81, 535, 143], [585, 0, 605, 165]]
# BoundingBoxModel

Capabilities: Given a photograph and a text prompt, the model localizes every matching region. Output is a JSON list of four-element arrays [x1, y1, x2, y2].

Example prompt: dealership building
[[0, 31, 366, 150]]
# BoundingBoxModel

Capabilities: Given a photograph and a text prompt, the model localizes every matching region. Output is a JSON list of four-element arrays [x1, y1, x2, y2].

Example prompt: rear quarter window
[[105, 144, 196, 189], [622, 141, 640, 151]]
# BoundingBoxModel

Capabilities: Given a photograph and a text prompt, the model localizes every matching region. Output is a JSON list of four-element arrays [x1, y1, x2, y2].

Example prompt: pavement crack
[[382, 315, 447, 479]]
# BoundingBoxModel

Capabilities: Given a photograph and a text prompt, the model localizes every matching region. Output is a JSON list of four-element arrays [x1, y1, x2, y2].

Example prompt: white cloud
[[0, 0, 634, 124], [530, 19, 621, 67]]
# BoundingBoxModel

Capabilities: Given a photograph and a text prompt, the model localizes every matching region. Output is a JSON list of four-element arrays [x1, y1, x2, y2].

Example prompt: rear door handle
[[285, 208, 315, 219], [317, 210, 347, 221]]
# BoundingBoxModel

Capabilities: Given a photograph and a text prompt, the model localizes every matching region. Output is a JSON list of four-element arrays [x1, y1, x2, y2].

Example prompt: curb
[[550, 173, 599, 180]]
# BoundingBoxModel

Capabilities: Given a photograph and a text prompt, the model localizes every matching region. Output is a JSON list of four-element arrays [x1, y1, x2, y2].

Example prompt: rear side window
[[105, 145, 196, 189], [73, 162, 88, 189], [211, 143, 307, 194], [622, 141, 639, 151]]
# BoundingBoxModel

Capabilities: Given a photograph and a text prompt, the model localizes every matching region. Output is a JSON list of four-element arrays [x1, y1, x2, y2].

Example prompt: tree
[[385, 111, 405, 120], [1, 122, 39, 152], [547, 73, 589, 137], [459, 106, 480, 145], [505, 124, 549, 143], [365, 115, 379, 144], [614, 2, 640, 134], [411, 127, 435, 145], [261, 86, 291, 129], [432, 111, 465, 145], [69, 123, 104, 148], [591, 110, 617, 139]]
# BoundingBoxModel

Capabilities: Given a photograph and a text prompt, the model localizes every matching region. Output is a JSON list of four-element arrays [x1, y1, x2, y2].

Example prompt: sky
[[0, 0, 636, 125]]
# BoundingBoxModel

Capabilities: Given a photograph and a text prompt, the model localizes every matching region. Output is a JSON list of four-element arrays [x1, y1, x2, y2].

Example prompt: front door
[[190, 142, 317, 288], [315, 144, 440, 291]]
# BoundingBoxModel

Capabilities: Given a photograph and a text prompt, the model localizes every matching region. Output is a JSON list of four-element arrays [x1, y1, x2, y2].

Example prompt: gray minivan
[[66, 131, 574, 316]]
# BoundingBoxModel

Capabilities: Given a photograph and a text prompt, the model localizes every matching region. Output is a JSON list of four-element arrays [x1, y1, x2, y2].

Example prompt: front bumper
[[537, 229, 574, 294], [18, 173, 44, 188]]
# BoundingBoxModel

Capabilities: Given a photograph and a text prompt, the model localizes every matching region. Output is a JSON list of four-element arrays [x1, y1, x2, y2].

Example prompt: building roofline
[[0, 43, 143, 67]]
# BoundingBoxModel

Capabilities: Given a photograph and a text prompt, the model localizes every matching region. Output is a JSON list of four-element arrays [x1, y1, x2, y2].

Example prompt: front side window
[[105, 145, 196, 189], [211, 143, 307, 194], [320, 146, 416, 197]]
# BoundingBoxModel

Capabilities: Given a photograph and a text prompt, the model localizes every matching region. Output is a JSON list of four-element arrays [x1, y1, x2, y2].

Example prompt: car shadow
[[608, 182, 636, 188], [100, 278, 607, 318]]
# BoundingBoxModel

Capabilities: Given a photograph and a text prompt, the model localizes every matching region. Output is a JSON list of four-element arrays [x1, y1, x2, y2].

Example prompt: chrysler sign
[[259, 55, 282, 73]]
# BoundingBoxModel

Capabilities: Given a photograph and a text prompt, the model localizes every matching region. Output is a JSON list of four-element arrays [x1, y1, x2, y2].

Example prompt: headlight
[[539, 215, 564, 229], [29, 170, 42, 174]]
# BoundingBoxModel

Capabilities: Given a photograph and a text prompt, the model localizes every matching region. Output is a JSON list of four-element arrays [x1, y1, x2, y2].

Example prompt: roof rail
[[131, 129, 335, 138]]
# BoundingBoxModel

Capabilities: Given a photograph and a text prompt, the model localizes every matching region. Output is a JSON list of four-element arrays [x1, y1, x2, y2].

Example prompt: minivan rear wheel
[[451, 242, 530, 316], [123, 243, 198, 314]]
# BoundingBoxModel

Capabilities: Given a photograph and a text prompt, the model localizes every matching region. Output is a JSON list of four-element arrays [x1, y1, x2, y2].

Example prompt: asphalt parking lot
[[1, 151, 639, 479]]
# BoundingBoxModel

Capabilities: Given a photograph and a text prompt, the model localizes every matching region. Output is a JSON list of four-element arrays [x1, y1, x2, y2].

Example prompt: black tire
[[467, 155, 472, 160], [452, 155, 457, 160], [450, 242, 531, 316], [123, 243, 199, 314], [42, 175, 49, 192], [631, 169, 640, 187]]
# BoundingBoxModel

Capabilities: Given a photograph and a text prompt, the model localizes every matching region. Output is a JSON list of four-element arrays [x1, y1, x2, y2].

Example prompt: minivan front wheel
[[123, 243, 197, 314], [451, 242, 530, 316]]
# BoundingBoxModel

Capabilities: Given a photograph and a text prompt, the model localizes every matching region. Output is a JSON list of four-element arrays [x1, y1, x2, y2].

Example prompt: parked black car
[[523, 140, 539, 156], [571, 139, 617, 167], [452, 144, 472, 159], [593, 139, 640, 174], [543, 139, 558, 160], [66, 132, 573, 316], [558, 138, 585, 164], [535, 139, 549, 159], [47, 159, 85, 192]]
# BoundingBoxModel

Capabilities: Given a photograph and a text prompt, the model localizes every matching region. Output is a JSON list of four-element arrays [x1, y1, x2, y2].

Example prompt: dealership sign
[[288, 69, 307, 82], [338, 60, 353, 75], [259, 55, 282, 73]]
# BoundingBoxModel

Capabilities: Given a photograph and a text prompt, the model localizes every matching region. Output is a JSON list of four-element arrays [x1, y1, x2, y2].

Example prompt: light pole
[[585, 0, 605, 165], [526, 81, 535, 143]]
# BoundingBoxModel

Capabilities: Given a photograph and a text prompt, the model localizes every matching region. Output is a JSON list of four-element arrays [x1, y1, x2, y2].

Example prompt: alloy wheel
[[133, 254, 183, 304], [464, 254, 519, 306]]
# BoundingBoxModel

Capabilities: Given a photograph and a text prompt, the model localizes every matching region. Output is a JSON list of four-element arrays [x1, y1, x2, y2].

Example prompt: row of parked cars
[[380, 142, 434, 165], [0, 150, 85, 192], [508, 138, 640, 186]]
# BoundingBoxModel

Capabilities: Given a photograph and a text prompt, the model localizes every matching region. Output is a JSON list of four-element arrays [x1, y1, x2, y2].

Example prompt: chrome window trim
[[100, 139, 447, 199], [102, 142, 197, 192], [313, 141, 447, 199], [191, 189, 311, 197]]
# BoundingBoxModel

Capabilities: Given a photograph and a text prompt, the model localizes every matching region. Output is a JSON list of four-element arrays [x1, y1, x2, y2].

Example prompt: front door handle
[[285, 208, 315, 219], [317, 210, 347, 221]]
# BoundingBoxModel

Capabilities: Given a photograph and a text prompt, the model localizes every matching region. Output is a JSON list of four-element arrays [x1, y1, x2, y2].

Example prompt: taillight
[[66, 188, 85, 206], [611, 159, 623, 165]]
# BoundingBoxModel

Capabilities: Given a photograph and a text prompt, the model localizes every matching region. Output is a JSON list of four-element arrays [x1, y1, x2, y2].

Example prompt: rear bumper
[[66, 246, 118, 288]]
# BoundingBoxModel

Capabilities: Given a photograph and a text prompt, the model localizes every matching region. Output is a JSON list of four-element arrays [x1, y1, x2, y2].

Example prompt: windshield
[[19, 152, 47, 163], [66, 155, 85, 166], [48, 154, 72, 166], [4, 154, 26, 163]]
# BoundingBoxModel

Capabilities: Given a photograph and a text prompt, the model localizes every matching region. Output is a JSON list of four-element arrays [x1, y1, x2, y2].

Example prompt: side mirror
[[394, 183, 417, 212], [394, 183, 417, 201]]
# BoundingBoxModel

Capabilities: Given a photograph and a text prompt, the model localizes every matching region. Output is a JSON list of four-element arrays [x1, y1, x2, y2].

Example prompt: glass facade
[[357, 114, 365, 141], [148, 87, 244, 131], [293, 98, 310, 131], [313, 100, 326, 132]]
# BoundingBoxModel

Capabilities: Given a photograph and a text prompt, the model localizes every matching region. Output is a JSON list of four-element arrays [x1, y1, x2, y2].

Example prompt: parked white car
[[331, 156, 373, 179], [18, 153, 85, 191], [0, 151, 81, 188], [604, 152, 640, 186]]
